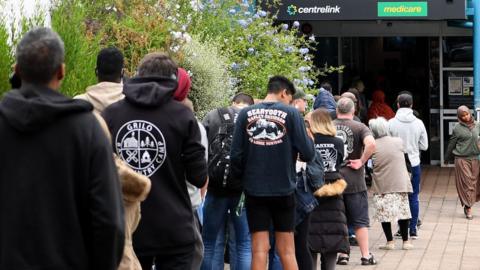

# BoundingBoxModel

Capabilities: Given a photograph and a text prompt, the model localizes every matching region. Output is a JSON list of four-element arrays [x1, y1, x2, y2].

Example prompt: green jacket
[[445, 121, 480, 161]]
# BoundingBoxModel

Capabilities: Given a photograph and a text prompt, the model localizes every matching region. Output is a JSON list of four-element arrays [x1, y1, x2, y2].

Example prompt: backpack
[[208, 108, 242, 191]]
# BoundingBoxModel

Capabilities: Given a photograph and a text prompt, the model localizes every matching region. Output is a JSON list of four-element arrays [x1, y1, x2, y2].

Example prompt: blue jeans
[[201, 193, 251, 270], [409, 165, 421, 233]]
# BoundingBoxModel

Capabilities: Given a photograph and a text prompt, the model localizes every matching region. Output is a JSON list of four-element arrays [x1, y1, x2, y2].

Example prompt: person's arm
[[183, 115, 208, 188], [418, 121, 429, 151], [292, 110, 315, 162], [230, 110, 246, 180], [348, 135, 376, 170], [444, 127, 458, 164], [88, 119, 125, 270]]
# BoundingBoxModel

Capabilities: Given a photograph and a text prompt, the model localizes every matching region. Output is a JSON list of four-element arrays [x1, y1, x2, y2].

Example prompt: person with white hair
[[369, 117, 413, 250]]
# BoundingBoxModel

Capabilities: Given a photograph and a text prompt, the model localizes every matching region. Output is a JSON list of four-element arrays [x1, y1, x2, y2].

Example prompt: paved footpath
[[333, 166, 480, 270]]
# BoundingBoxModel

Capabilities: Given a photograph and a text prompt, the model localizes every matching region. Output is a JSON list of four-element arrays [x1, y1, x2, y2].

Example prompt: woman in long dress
[[445, 105, 480, 220]]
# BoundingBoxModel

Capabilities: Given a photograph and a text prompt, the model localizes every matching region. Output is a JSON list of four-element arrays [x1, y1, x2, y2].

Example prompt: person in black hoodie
[[0, 27, 125, 270], [102, 52, 207, 270]]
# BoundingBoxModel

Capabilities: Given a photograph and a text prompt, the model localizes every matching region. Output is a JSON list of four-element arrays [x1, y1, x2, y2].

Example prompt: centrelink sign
[[277, 0, 466, 21]]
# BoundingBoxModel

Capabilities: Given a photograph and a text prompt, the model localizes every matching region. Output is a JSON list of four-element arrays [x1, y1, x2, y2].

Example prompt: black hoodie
[[102, 77, 207, 256], [0, 85, 125, 270]]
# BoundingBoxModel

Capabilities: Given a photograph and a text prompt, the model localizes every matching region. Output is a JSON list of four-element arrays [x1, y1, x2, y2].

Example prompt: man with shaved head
[[334, 98, 377, 265]]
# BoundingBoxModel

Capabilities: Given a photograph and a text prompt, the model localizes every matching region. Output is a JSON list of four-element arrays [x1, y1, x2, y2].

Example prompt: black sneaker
[[336, 255, 349, 265], [417, 219, 422, 228], [361, 253, 377, 265], [394, 230, 402, 239], [410, 231, 419, 240]]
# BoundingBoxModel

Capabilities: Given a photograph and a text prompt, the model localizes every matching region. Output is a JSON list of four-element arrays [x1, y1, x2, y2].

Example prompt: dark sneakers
[[361, 253, 377, 265], [336, 255, 349, 265]]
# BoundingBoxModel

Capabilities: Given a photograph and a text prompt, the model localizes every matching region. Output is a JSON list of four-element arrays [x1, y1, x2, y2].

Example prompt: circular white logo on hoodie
[[115, 120, 167, 177]]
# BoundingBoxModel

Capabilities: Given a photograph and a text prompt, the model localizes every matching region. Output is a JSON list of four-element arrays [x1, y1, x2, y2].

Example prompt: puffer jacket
[[94, 113, 151, 270], [309, 179, 349, 254]]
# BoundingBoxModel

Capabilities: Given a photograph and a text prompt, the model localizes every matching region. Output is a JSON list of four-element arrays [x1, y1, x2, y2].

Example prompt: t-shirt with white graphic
[[333, 118, 372, 194], [314, 133, 344, 181]]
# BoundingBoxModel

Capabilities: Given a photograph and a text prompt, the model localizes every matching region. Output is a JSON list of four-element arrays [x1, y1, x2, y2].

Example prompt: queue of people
[[4, 27, 478, 270]]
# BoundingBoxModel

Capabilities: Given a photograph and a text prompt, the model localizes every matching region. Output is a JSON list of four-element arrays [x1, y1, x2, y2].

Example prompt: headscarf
[[457, 105, 475, 130], [173, 68, 191, 101], [367, 90, 395, 121]]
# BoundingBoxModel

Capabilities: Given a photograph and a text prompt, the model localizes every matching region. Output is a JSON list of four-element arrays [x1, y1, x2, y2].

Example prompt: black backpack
[[208, 108, 242, 191]]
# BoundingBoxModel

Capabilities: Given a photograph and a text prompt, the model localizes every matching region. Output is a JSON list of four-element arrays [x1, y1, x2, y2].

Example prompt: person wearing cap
[[388, 93, 428, 239], [291, 89, 308, 114], [201, 92, 254, 270]]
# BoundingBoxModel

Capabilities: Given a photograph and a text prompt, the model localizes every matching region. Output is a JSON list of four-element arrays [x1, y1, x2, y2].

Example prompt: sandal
[[361, 253, 377, 265], [336, 255, 349, 265]]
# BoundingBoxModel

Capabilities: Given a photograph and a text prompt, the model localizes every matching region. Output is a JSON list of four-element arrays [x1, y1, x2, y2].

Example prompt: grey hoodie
[[388, 108, 428, 166]]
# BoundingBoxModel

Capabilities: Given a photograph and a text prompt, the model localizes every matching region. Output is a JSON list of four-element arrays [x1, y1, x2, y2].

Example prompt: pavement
[[334, 166, 480, 270]]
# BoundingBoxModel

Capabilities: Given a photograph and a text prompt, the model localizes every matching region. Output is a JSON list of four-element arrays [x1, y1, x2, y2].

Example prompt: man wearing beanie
[[173, 67, 209, 270]]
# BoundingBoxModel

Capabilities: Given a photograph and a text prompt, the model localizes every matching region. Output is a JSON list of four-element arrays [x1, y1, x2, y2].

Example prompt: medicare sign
[[274, 0, 466, 21], [378, 2, 428, 17]]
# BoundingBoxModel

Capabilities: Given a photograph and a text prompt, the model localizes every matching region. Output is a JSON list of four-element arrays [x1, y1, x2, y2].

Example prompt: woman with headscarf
[[367, 90, 395, 121], [445, 106, 480, 220]]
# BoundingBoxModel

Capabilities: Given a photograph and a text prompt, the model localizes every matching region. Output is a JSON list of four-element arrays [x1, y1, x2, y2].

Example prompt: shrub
[[50, 0, 101, 97], [0, 19, 12, 94], [0, 0, 46, 94], [180, 36, 235, 118], [163, 0, 340, 98]]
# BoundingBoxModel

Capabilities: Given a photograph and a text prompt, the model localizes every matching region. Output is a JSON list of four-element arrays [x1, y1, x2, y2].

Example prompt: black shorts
[[245, 194, 296, 232], [343, 191, 370, 229]]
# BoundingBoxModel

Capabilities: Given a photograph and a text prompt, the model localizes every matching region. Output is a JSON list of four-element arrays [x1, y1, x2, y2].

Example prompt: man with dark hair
[[75, 47, 125, 113], [231, 75, 315, 270], [137, 52, 178, 78], [102, 52, 207, 270], [201, 92, 254, 270], [334, 97, 377, 266], [0, 27, 125, 270], [389, 93, 428, 239]]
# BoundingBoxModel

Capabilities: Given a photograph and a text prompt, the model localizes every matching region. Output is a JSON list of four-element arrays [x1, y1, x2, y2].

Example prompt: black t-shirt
[[333, 118, 372, 194], [313, 133, 344, 181]]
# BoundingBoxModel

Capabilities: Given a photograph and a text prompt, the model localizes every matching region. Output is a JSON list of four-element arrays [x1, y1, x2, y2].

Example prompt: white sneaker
[[402, 241, 414, 250], [379, 241, 395, 250]]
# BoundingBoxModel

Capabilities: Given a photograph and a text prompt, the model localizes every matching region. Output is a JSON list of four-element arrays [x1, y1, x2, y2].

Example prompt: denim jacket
[[295, 151, 325, 225]]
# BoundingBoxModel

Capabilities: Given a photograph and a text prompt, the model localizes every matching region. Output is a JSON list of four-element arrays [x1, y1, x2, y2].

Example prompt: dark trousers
[[294, 213, 313, 270], [138, 245, 195, 270]]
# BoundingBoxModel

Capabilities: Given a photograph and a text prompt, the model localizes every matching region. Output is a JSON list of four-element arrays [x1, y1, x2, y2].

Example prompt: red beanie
[[173, 68, 191, 101]]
